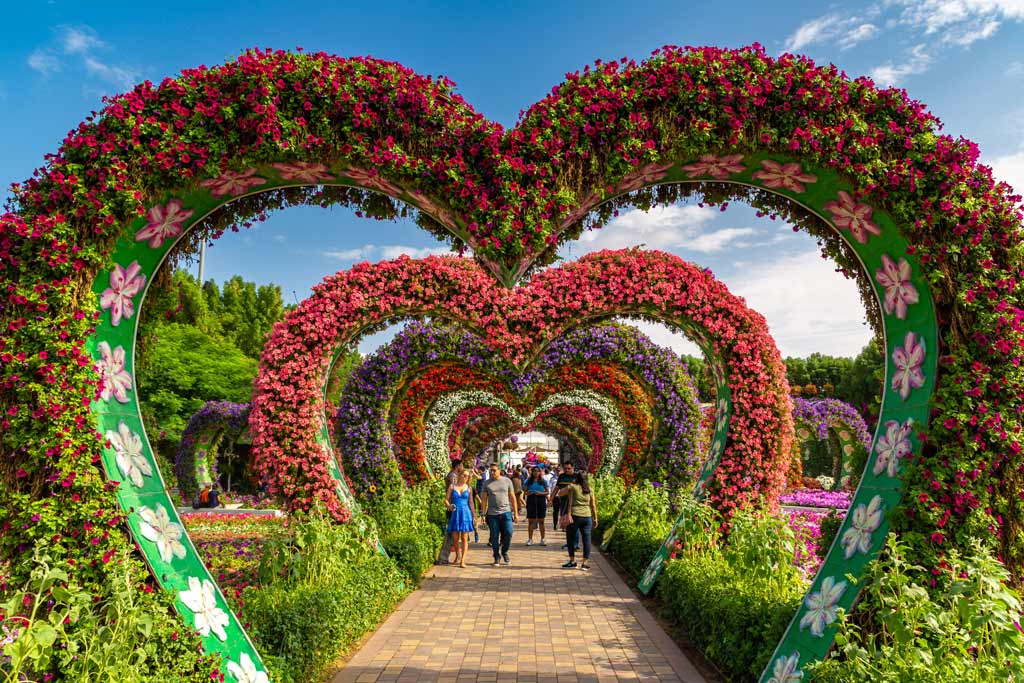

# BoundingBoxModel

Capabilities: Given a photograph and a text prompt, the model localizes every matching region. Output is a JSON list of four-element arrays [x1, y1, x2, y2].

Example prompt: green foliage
[[368, 479, 446, 582], [653, 504, 805, 681], [678, 354, 715, 402], [606, 482, 677, 578], [135, 323, 257, 439], [244, 553, 406, 683], [657, 554, 804, 682], [808, 534, 1024, 683], [591, 475, 627, 544], [244, 506, 408, 683], [1, 548, 220, 683], [816, 510, 844, 562], [785, 340, 885, 414]]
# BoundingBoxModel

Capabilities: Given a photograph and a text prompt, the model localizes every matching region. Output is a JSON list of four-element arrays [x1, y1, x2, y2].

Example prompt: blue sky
[[3, 1, 1023, 357]]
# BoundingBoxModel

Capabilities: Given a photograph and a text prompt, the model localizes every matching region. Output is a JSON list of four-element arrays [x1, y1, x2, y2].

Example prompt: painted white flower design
[[339, 166, 404, 197], [107, 421, 151, 487], [99, 261, 146, 327], [226, 653, 269, 683], [891, 332, 926, 400], [272, 161, 335, 183], [613, 161, 674, 193], [138, 504, 187, 563], [824, 191, 881, 244], [767, 652, 803, 683], [179, 577, 229, 640], [198, 168, 267, 197], [681, 153, 745, 179], [873, 419, 913, 477], [752, 160, 817, 193], [135, 199, 194, 249], [799, 575, 847, 637], [841, 495, 884, 558], [875, 254, 919, 319], [95, 341, 132, 403]]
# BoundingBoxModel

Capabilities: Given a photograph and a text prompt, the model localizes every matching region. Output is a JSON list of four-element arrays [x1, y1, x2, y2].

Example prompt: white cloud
[[272, 234, 286, 244], [869, 44, 933, 86], [839, 23, 880, 48], [987, 148, 1024, 198], [784, 13, 879, 52], [26, 24, 139, 91], [613, 248, 874, 359], [893, 0, 1024, 45], [561, 204, 758, 258], [83, 56, 141, 91], [722, 249, 873, 358], [1007, 61, 1024, 76], [27, 50, 61, 76], [377, 244, 451, 259], [786, 15, 842, 51], [321, 243, 453, 261], [58, 26, 105, 55], [618, 318, 704, 358]]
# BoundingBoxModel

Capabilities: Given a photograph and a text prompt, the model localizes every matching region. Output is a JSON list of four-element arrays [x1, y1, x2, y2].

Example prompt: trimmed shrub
[[606, 482, 677, 578]]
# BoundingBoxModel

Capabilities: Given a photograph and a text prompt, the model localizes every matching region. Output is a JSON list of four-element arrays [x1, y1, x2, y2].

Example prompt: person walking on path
[[479, 463, 518, 566], [436, 460, 465, 565], [558, 470, 597, 570], [445, 471, 477, 568], [550, 462, 577, 547], [511, 467, 525, 511], [525, 467, 548, 546]]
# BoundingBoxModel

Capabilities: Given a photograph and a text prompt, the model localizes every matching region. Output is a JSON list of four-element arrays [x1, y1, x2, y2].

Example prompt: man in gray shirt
[[479, 463, 519, 566]]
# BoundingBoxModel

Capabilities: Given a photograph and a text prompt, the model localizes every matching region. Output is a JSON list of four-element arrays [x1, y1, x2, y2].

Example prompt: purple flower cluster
[[791, 397, 871, 449], [334, 322, 703, 498], [174, 401, 251, 502], [779, 488, 852, 509]]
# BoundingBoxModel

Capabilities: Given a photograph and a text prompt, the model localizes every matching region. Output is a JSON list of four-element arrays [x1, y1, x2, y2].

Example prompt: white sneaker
[[539, 539, 547, 546], [526, 539, 533, 546]]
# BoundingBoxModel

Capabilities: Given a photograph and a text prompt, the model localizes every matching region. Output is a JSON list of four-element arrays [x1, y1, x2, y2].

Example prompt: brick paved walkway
[[334, 522, 707, 682]]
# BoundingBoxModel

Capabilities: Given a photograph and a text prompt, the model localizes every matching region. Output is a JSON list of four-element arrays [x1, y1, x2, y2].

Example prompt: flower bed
[[780, 489, 852, 509]]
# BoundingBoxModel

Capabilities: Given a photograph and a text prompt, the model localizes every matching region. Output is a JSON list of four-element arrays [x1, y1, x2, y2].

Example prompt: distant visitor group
[[440, 459, 598, 570]]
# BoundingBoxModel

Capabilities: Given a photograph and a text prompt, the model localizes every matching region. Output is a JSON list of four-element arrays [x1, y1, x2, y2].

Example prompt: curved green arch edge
[[793, 417, 867, 486], [86, 153, 936, 681]]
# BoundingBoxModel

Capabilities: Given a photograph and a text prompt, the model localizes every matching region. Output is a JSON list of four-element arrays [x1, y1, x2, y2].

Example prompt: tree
[[836, 338, 885, 421], [136, 323, 258, 440]]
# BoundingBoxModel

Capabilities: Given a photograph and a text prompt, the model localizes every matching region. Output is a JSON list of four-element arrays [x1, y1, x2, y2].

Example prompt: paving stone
[[334, 522, 706, 682]]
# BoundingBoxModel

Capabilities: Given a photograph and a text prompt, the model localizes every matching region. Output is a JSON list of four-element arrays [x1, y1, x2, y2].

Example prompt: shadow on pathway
[[334, 521, 708, 682]]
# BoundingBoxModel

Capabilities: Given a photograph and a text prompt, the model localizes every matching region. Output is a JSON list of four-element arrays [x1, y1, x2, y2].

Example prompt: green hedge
[[657, 555, 804, 681], [591, 475, 627, 545], [370, 479, 446, 582], [243, 553, 407, 683], [605, 482, 677, 578]]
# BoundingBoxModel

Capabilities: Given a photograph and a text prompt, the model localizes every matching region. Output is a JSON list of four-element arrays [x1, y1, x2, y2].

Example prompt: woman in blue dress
[[446, 471, 477, 568]]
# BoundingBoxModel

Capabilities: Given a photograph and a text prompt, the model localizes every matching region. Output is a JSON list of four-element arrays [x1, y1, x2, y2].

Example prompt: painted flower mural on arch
[[99, 261, 146, 326]]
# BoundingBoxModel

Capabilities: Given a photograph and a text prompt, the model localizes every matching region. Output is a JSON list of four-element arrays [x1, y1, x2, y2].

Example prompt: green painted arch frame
[[83, 153, 935, 681], [0, 46, 983, 682]]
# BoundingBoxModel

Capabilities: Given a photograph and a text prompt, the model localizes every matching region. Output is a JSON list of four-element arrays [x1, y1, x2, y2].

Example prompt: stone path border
[[335, 522, 708, 682]]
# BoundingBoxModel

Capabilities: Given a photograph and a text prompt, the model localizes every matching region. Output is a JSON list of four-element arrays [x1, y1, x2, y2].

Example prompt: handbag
[[558, 489, 575, 529]]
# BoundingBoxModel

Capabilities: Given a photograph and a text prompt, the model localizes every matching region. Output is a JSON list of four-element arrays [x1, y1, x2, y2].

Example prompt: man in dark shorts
[[550, 462, 577, 548], [479, 463, 519, 566]]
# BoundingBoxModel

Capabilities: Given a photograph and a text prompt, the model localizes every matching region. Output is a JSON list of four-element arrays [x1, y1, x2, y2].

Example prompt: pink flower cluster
[[251, 249, 792, 520]]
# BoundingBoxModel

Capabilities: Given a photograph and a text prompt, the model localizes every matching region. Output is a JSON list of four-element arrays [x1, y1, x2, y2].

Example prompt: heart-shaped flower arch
[[331, 321, 700, 497], [3, 44, 1012, 681], [448, 403, 604, 469]]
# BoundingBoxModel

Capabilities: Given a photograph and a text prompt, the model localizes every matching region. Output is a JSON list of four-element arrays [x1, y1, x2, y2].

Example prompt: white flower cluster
[[421, 389, 625, 475]]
